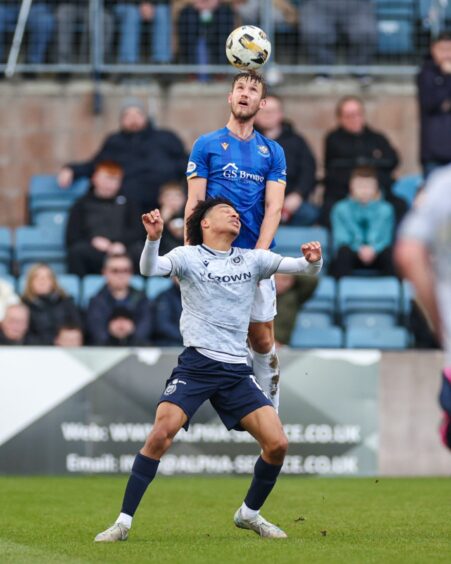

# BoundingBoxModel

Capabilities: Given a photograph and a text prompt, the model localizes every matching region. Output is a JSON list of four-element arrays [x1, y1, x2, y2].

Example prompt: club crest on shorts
[[164, 378, 186, 395]]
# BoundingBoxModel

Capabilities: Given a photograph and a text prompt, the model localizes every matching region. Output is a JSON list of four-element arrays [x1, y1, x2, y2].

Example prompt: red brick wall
[[0, 80, 420, 227]]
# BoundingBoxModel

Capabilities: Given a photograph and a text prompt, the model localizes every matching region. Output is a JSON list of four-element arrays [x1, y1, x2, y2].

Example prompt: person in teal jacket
[[331, 166, 395, 278]]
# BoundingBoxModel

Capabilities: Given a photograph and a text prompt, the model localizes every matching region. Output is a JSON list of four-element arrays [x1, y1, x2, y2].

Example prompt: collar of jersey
[[201, 244, 234, 257], [225, 126, 256, 143]]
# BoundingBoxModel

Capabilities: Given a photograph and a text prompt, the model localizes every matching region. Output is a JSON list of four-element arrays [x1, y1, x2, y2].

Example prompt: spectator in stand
[[274, 273, 318, 346], [57, 98, 187, 214], [323, 95, 405, 225], [158, 181, 186, 254], [21, 263, 82, 345], [0, 303, 34, 345], [0, 277, 19, 321], [254, 94, 319, 226], [153, 278, 182, 346], [417, 32, 451, 178], [330, 167, 395, 278], [175, 0, 234, 65], [66, 161, 144, 276], [54, 323, 84, 347], [0, 1, 54, 66], [106, 306, 150, 346], [85, 253, 153, 345], [299, 0, 377, 81]]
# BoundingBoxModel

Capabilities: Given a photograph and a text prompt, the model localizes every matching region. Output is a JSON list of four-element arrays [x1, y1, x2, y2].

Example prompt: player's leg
[[94, 402, 187, 542], [235, 406, 288, 538]]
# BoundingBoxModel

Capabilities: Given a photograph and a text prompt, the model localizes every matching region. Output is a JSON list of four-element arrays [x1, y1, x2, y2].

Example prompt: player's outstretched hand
[[301, 241, 322, 263], [142, 209, 164, 241]]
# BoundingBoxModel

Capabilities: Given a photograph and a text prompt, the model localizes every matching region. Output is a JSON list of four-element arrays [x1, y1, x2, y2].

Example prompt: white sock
[[252, 345, 280, 412], [116, 512, 132, 529], [240, 502, 259, 520]]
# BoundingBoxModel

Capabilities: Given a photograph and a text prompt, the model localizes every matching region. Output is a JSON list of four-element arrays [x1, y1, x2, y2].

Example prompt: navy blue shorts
[[158, 347, 273, 431]]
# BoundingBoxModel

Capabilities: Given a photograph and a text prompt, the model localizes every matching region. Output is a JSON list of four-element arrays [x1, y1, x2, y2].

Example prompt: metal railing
[[0, 0, 449, 78]]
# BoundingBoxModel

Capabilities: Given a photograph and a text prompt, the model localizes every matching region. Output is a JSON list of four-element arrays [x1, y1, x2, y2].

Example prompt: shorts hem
[[226, 398, 274, 432]]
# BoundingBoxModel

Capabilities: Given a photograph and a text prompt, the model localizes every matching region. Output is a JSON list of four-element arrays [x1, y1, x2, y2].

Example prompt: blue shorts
[[158, 347, 273, 431]]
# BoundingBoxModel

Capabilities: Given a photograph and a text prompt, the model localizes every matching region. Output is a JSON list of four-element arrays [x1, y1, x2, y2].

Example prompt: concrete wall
[[0, 78, 420, 227]]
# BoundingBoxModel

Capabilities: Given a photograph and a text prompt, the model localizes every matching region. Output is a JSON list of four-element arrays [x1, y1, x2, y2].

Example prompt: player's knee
[[266, 434, 288, 461], [147, 426, 174, 453]]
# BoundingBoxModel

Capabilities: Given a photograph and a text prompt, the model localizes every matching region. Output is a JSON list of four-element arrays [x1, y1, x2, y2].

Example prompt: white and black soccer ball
[[225, 26, 271, 70]]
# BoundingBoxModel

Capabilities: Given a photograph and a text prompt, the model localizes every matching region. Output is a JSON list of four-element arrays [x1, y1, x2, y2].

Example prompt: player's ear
[[227, 92, 233, 105]]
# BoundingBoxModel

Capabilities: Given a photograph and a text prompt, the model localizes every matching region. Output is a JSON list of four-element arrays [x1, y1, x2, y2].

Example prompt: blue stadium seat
[[345, 326, 410, 349], [0, 227, 12, 273], [374, 0, 415, 55], [81, 274, 145, 308], [392, 174, 423, 207], [338, 277, 402, 318], [17, 273, 81, 304], [146, 277, 173, 300], [401, 279, 414, 319], [343, 312, 397, 329], [15, 225, 67, 274], [419, 0, 451, 24], [29, 175, 89, 221], [293, 311, 333, 329], [275, 226, 330, 263], [290, 326, 343, 348], [34, 210, 68, 229], [302, 276, 336, 315]]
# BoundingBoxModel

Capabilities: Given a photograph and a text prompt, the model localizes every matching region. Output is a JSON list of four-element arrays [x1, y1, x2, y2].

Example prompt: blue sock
[[121, 453, 159, 517], [244, 456, 283, 511]]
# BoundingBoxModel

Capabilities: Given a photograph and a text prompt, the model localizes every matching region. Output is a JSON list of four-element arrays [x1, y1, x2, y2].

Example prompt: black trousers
[[332, 245, 395, 279]]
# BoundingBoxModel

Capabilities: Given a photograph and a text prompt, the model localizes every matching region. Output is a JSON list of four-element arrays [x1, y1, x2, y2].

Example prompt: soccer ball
[[225, 26, 271, 70]]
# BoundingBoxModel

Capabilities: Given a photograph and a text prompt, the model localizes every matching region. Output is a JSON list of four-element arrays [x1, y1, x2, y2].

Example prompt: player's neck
[[226, 116, 255, 140], [202, 234, 234, 252]]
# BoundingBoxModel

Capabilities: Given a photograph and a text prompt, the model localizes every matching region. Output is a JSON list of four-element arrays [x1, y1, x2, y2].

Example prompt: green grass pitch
[[1, 476, 450, 564]]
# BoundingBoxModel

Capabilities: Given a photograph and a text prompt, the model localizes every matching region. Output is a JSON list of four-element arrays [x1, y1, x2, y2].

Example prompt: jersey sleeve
[[164, 246, 189, 278], [267, 142, 287, 186], [398, 168, 451, 246], [254, 249, 284, 279], [186, 135, 210, 180]]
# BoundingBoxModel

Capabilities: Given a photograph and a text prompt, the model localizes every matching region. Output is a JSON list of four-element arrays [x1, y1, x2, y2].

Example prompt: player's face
[[338, 100, 365, 134], [204, 204, 241, 238], [229, 78, 265, 122]]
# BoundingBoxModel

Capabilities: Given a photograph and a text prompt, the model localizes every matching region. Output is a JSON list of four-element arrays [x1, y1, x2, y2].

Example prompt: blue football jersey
[[186, 127, 287, 249]]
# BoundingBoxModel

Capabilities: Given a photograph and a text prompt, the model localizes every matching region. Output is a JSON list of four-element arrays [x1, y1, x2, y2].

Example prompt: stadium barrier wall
[[0, 348, 448, 476]]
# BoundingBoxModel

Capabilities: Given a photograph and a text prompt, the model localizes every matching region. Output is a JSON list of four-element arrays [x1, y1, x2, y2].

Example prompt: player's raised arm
[[140, 209, 173, 277], [275, 241, 323, 276], [184, 177, 207, 244]]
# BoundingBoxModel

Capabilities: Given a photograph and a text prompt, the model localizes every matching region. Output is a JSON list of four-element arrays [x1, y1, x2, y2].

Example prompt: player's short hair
[[93, 160, 124, 176], [350, 166, 378, 181], [186, 197, 238, 246], [336, 95, 364, 117], [231, 70, 267, 99]]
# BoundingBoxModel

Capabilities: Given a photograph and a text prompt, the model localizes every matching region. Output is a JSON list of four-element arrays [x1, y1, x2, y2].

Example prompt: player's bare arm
[[255, 180, 286, 250], [184, 177, 207, 243]]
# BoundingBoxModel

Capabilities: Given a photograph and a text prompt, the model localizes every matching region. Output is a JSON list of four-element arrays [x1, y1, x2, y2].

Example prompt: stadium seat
[[337, 277, 402, 319], [34, 210, 68, 229], [302, 276, 336, 315], [81, 274, 145, 308], [392, 174, 423, 207], [275, 226, 330, 264], [29, 175, 89, 221], [17, 273, 81, 304], [290, 325, 343, 348], [146, 277, 173, 300], [343, 312, 397, 329], [15, 225, 67, 274], [293, 311, 334, 329], [374, 0, 415, 55], [345, 326, 410, 349], [0, 227, 12, 272], [401, 279, 414, 319]]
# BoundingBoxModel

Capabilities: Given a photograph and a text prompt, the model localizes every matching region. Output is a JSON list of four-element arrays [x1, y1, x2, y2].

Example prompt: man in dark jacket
[[153, 279, 182, 346], [86, 254, 153, 345], [323, 95, 404, 226], [417, 32, 451, 178], [58, 98, 187, 213], [254, 94, 319, 226], [66, 160, 144, 276]]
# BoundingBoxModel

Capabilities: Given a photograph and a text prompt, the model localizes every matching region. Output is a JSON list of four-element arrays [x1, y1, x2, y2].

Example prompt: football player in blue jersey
[[185, 71, 287, 411]]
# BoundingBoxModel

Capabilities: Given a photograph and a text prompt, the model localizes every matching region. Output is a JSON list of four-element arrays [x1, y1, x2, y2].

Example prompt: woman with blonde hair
[[21, 263, 82, 345]]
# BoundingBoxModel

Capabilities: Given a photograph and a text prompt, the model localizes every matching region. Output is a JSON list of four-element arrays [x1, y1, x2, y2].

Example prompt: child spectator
[[54, 323, 84, 347]]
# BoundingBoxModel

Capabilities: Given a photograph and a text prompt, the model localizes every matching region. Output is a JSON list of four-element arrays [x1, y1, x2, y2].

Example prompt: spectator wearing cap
[[85, 253, 153, 345], [417, 32, 451, 178], [0, 303, 35, 345], [66, 161, 144, 276], [57, 98, 187, 213], [106, 306, 149, 346]]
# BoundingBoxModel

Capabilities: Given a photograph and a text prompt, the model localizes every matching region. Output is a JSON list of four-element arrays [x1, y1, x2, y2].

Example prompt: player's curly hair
[[186, 197, 238, 246]]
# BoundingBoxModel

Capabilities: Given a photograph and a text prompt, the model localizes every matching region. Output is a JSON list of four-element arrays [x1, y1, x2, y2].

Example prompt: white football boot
[[94, 523, 129, 543], [234, 508, 287, 538]]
